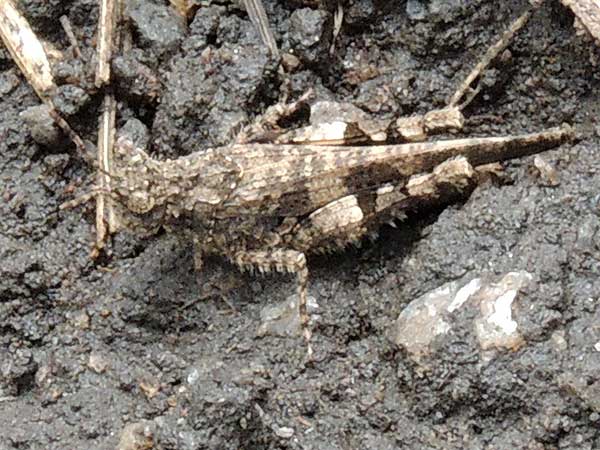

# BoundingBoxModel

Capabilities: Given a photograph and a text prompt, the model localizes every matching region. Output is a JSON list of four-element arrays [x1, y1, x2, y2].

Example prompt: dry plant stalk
[[96, 0, 120, 87], [243, 0, 279, 57], [59, 15, 82, 58], [561, 0, 600, 44], [330, 2, 344, 55], [94, 0, 123, 252], [0, 0, 55, 98], [95, 94, 118, 251], [449, 0, 544, 108]]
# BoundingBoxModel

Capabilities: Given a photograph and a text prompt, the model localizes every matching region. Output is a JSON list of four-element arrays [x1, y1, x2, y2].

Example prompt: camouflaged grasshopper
[[107, 124, 573, 359], [61, 0, 576, 360]]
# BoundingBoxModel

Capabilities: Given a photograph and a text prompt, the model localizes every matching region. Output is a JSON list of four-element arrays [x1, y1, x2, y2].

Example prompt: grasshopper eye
[[126, 191, 155, 214]]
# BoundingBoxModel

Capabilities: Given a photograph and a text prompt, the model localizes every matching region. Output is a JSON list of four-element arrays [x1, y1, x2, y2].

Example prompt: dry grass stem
[[0, 0, 56, 98], [94, 0, 123, 252], [330, 2, 343, 55], [448, 0, 544, 108], [243, 0, 279, 57], [59, 15, 82, 58], [96, 0, 120, 87], [95, 94, 118, 253]]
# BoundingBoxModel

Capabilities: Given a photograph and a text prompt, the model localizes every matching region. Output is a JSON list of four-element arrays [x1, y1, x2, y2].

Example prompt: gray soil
[[1, 0, 600, 449]]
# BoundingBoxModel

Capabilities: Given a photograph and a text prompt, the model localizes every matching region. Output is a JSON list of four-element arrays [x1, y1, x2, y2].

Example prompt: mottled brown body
[[111, 125, 573, 358]]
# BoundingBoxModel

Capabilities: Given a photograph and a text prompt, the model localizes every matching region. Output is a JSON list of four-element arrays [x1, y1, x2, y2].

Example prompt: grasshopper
[[107, 124, 573, 359], [57, 0, 575, 360]]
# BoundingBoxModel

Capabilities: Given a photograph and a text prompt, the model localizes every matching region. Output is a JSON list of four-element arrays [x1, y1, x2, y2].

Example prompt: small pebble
[[274, 426, 294, 439], [117, 421, 155, 450], [88, 352, 109, 374], [20, 105, 62, 147]]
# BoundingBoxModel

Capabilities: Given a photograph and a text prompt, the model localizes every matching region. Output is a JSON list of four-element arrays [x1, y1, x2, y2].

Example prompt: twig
[[448, 0, 544, 108], [95, 94, 118, 254], [0, 0, 55, 98], [96, 0, 120, 87], [94, 0, 122, 254], [243, 0, 279, 57], [46, 99, 91, 161], [330, 2, 344, 55], [59, 15, 82, 58]]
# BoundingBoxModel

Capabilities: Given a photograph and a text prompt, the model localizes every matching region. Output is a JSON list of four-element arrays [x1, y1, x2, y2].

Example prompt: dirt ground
[[1, 0, 600, 449]]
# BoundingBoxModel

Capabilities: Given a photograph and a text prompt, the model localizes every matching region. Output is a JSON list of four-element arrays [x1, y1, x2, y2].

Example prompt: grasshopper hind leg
[[233, 249, 313, 361]]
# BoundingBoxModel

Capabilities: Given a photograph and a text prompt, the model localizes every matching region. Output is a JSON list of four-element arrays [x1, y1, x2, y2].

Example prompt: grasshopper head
[[110, 136, 241, 234], [109, 137, 174, 234]]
